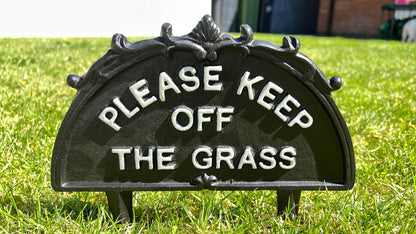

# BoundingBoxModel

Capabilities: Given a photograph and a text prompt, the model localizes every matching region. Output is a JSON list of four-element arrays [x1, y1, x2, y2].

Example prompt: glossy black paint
[[51, 15, 355, 222]]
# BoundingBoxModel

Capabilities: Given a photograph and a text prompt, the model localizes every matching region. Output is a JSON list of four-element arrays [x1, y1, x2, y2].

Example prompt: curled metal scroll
[[67, 15, 337, 93]]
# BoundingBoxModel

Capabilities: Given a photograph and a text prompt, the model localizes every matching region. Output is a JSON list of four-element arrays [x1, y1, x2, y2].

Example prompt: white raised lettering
[[203, 65, 223, 91], [288, 109, 313, 128], [134, 147, 154, 170], [236, 71, 264, 100], [197, 106, 215, 132], [171, 106, 194, 131], [279, 146, 296, 169], [157, 147, 176, 170], [237, 146, 257, 169], [112, 147, 132, 170], [259, 147, 277, 169], [192, 146, 213, 169], [257, 81, 283, 110], [216, 106, 234, 131], [99, 107, 121, 131], [274, 94, 300, 122], [159, 72, 181, 102], [113, 97, 140, 118], [129, 79, 157, 108], [179, 66, 200, 92], [216, 146, 235, 169]]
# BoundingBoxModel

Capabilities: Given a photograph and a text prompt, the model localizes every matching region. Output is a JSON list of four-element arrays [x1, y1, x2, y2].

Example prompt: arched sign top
[[67, 15, 340, 94], [52, 15, 355, 193]]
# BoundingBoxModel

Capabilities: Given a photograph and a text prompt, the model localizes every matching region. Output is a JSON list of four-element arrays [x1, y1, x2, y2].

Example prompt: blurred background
[[0, 0, 415, 39]]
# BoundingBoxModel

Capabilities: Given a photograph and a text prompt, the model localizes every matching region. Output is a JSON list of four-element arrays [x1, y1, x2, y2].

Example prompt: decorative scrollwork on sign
[[191, 173, 218, 189], [106, 15, 300, 62], [67, 15, 332, 92], [160, 15, 253, 61], [190, 15, 223, 43]]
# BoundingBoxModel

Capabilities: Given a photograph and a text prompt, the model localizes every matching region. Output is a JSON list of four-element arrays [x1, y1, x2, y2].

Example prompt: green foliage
[[1, 35, 415, 232]]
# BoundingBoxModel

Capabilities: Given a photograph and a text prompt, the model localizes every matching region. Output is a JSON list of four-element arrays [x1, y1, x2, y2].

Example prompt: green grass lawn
[[1, 34, 415, 232]]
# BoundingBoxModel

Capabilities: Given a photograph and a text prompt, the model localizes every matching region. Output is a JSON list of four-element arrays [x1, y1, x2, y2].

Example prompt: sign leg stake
[[106, 191, 133, 223], [277, 190, 301, 220]]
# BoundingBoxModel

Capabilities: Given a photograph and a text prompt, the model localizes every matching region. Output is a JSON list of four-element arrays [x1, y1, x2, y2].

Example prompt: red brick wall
[[317, 0, 394, 36]]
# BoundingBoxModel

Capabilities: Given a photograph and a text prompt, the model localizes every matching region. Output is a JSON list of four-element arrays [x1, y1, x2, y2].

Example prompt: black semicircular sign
[[52, 15, 355, 192]]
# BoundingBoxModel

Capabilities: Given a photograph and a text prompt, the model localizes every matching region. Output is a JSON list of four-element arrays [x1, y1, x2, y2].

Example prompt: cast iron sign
[[52, 15, 355, 221]]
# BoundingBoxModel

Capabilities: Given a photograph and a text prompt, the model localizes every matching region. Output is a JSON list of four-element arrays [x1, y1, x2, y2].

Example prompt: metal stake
[[277, 190, 301, 220], [106, 191, 133, 223]]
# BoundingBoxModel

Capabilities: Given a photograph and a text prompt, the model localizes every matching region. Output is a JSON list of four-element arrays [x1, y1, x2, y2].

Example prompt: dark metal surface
[[106, 191, 132, 223], [277, 190, 301, 219], [51, 15, 355, 221]]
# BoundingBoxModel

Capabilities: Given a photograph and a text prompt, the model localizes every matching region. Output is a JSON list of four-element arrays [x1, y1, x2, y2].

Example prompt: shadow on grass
[[126, 190, 283, 231], [0, 193, 108, 223], [1, 190, 292, 231], [60, 198, 104, 221], [56, 191, 287, 230]]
